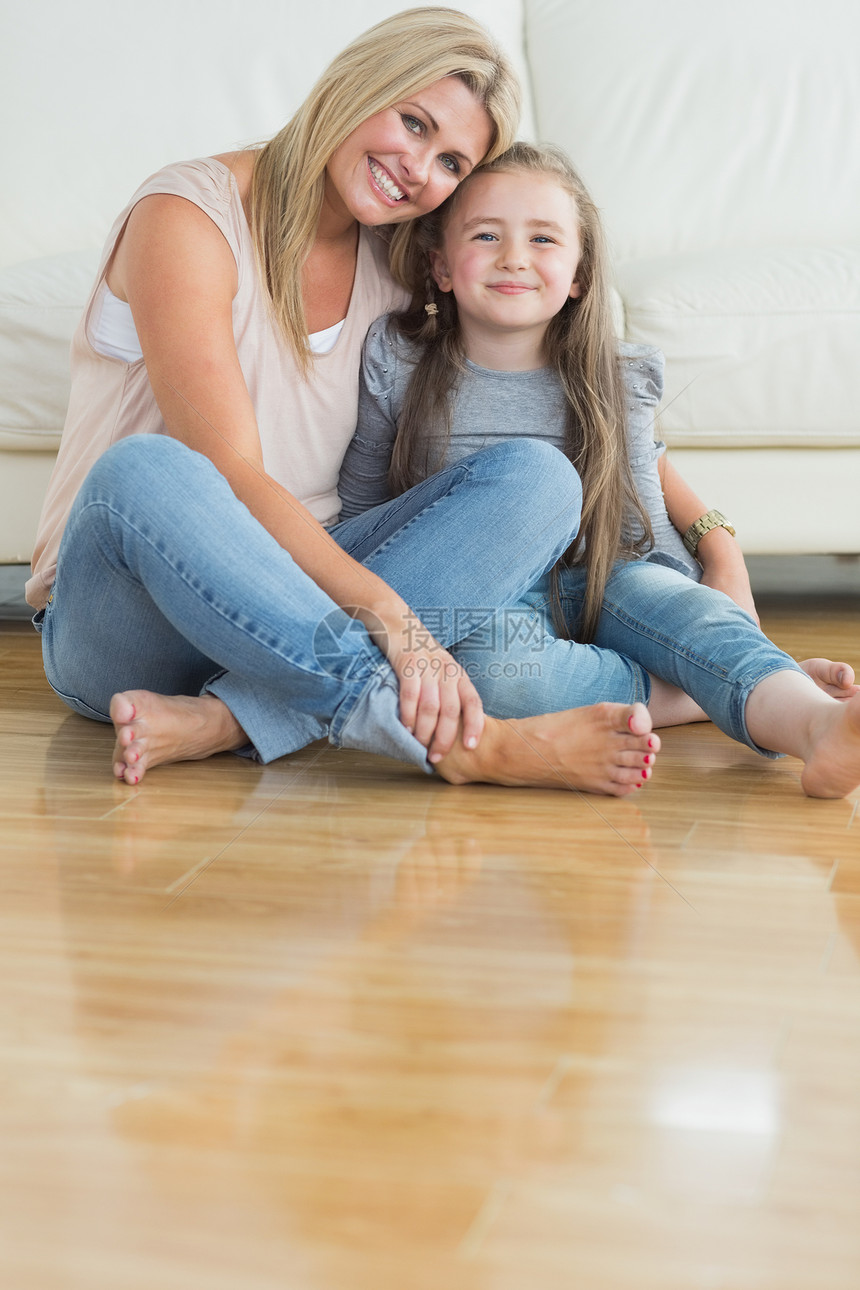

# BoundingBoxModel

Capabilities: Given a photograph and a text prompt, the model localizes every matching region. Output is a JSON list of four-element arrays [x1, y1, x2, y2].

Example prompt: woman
[[27, 8, 658, 797]]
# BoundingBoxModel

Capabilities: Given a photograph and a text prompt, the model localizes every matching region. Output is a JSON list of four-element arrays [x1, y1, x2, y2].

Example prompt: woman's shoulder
[[212, 150, 256, 206], [128, 153, 254, 218], [105, 155, 256, 303]]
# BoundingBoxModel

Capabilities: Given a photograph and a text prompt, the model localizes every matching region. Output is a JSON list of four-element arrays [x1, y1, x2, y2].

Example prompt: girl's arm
[[109, 195, 484, 758], [658, 454, 759, 623], [338, 321, 400, 520]]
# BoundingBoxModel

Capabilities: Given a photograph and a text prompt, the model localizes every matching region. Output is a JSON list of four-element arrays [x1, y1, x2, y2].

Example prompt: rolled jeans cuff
[[207, 664, 432, 772], [331, 669, 433, 773], [727, 660, 806, 760]]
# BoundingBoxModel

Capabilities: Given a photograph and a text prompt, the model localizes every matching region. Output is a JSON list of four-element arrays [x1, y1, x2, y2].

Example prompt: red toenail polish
[[648, 738, 655, 749], [130, 706, 136, 719], [628, 715, 635, 731]]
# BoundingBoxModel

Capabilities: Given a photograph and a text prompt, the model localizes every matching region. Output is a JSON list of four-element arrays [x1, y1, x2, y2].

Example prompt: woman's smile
[[323, 77, 493, 231], [367, 158, 407, 204]]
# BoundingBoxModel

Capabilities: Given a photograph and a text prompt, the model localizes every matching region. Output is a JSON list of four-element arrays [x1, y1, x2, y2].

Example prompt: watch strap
[[683, 508, 736, 558]]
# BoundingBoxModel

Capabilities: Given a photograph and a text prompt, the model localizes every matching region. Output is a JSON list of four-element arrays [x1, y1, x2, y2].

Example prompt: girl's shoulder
[[618, 341, 665, 401], [362, 312, 421, 379], [364, 311, 419, 354]]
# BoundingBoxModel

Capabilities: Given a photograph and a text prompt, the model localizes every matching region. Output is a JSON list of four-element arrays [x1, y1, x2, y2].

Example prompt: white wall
[[1, 0, 532, 269]]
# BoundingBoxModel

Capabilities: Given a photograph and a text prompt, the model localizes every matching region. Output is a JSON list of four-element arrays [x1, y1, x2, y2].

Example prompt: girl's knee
[[485, 438, 582, 510]]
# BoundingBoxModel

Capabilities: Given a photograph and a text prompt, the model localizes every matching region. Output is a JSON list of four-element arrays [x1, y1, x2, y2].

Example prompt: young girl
[[339, 142, 860, 798]]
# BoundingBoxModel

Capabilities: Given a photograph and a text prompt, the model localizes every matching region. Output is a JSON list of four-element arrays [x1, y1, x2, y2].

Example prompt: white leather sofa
[[2, 0, 858, 567]]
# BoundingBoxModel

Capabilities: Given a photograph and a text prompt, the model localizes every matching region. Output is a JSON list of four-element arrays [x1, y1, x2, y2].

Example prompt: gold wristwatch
[[682, 508, 736, 559]]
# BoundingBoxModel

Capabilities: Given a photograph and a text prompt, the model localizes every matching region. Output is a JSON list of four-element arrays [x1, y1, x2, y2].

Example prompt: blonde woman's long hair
[[388, 141, 654, 644], [249, 7, 520, 373]]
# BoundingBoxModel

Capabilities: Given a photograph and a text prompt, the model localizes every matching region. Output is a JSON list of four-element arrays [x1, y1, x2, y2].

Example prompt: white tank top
[[89, 284, 345, 359]]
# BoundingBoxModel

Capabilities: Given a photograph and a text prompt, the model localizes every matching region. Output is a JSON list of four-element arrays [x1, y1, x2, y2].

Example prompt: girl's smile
[[430, 169, 582, 367], [488, 281, 537, 293]]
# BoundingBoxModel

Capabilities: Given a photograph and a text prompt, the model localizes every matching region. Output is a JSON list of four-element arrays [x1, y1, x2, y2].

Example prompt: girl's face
[[430, 169, 582, 352], [324, 78, 493, 230]]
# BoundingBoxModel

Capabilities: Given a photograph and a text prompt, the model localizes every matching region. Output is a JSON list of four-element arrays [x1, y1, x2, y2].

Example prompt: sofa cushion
[[0, 251, 99, 451], [616, 246, 860, 447], [525, 0, 860, 262]]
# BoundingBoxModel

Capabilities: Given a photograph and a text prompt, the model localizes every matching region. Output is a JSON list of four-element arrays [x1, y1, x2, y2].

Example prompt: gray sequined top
[[338, 314, 699, 579]]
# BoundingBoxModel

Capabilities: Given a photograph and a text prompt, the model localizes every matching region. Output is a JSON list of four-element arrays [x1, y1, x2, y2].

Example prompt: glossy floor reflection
[[1, 597, 859, 1289]]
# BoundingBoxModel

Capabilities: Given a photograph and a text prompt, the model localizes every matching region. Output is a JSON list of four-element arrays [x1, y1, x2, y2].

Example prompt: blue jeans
[[453, 557, 804, 757], [35, 434, 582, 767]]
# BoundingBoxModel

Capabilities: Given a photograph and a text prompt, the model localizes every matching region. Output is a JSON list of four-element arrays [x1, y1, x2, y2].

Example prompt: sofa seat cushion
[[0, 250, 99, 451], [617, 245, 860, 448]]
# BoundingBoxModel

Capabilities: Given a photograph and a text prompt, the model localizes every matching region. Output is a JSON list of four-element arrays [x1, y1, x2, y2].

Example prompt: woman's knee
[[78, 434, 217, 509]]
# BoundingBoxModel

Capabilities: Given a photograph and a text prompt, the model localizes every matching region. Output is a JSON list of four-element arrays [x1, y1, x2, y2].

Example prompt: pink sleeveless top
[[27, 156, 408, 609]]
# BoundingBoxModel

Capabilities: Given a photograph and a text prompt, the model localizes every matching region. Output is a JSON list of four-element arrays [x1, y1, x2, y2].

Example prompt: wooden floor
[[2, 596, 859, 1290]]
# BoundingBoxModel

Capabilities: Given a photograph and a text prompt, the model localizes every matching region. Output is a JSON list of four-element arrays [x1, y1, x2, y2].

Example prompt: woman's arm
[[659, 454, 759, 623], [109, 195, 484, 757]]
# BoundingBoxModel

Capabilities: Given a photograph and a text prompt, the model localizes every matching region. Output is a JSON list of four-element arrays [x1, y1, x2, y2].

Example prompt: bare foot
[[801, 691, 860, 799], [110, 690, 246, 785], [436, 702, 659, 797], [800, 658, 859, 701]]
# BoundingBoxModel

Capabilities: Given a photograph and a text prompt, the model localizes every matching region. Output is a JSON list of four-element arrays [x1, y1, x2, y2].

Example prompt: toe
[[625, 702, 653, 738], [613, 763, 651, 788], [110, 692, 137, 725]]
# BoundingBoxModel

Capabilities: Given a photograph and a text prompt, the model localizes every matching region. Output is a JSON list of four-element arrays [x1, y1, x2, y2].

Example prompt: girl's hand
[[391, 637, 485, 765]]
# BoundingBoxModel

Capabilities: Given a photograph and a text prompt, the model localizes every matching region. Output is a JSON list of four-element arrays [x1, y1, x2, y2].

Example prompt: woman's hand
[[355, 604, 485, 764], [392, 637, 485, 764]]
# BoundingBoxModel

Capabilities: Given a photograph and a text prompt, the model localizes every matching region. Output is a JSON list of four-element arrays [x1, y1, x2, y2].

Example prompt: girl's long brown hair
[[387, 141, 653, 643]]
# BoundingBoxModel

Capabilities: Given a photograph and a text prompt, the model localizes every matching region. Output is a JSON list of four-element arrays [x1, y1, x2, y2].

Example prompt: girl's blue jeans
[[453, 557, 805, 757], [34, 434, 583, 769]]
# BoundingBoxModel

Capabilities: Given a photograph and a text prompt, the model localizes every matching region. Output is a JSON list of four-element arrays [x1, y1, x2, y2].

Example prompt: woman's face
[[324, 77, 494, 229]]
